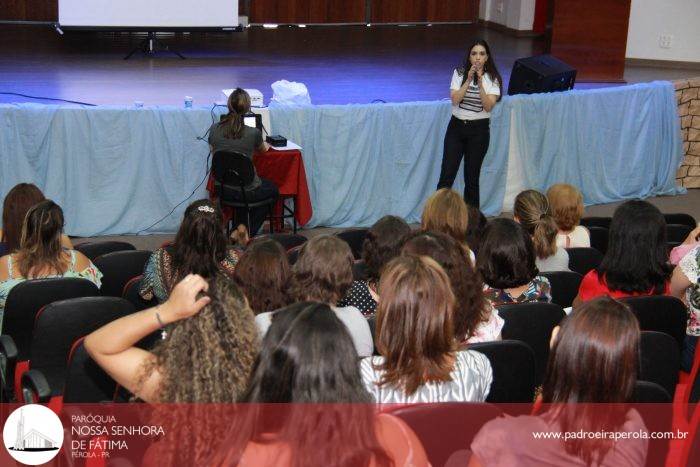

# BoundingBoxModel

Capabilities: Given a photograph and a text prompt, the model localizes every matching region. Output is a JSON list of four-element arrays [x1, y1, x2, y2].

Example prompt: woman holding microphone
[[437, 39, 502, 208]]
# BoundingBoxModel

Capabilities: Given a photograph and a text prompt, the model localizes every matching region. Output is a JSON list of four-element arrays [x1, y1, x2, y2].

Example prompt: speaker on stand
[[507, 55, 577, 96]]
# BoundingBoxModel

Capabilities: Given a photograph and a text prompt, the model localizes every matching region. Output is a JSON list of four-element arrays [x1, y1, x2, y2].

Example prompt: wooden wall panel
[[370, 0, 426, 23], [2, 0, 57, 21], [549, 0, 630, 81], [251, 0, 365, 23], [427, 0, 478, 22]]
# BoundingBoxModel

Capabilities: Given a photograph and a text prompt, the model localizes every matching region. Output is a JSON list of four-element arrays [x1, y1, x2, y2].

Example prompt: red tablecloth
[[207, 148, 312, 227]]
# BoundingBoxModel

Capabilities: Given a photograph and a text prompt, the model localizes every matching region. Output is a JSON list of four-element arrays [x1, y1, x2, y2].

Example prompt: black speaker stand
[[124, 32, 186, 60]]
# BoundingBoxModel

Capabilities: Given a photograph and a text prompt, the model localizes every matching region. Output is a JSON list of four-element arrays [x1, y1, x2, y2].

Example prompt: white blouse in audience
[[360, 350, 492, 403], [255, 305, 374, 357], [555, 225, 590, 248], [535, 246, 570, 272]]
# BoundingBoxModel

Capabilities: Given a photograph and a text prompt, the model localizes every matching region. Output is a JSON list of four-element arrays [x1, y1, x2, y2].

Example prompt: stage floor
[[1, 23, 698, 106]]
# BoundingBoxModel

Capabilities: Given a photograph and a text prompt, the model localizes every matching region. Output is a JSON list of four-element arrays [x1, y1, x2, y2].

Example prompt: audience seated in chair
[[422, 188, 475, 262], [85, 274, 259, 402], [338, 215, 410, 317], [477, 219, 552, 306], [361, 255, 493, 403], [546, 183, 591, 248], [514, 189, 570, 272], [233, 238, 291, 315], [139, 199, 239, 303], [469, 296, 647, 467], [670, 225, 700, 266], [671, 244, 700, 372], [208, 302, 429, 467], [402, 231, 503, 344], [255, 235, 373, 357], [573, 200, 672, 307], [0, 200, 101, 326], [1, 183, 73, 254]]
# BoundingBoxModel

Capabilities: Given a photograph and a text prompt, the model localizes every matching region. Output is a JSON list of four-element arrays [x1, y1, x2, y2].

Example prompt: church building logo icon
[[3, 404, 64, 465]]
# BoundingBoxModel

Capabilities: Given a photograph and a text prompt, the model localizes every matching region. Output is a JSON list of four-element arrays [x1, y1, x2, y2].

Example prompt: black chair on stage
[[587, 226, 609, 254], [620, 296, 687, 352], [540, 271, 583, 308], [469, 340, 537, 403], [122, 275, 158, 311], [390, 403, 502, 467], [259, 233, 307, 251], [211, 151, 278, 236], [664, 213, 697, 229], [74, 240, 135, 261], [0, 278, 100, 399], [580, 216, 611, 229], [667, 223, 694, 249], [94, 250, 152, 298], [639, 331, 680, 398], [497, 302, 566, 385], [19, 297, 135, 407], [336, 228, 369, 260], [566, 247, 603, 275]]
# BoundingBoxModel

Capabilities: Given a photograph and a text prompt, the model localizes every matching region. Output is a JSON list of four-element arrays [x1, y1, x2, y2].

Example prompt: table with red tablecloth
[[207, 148, 313, 228]]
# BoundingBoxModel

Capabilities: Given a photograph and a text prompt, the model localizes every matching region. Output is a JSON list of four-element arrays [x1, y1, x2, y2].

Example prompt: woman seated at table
[[0, 200, 102, 326], [208, 88, 278, 236]]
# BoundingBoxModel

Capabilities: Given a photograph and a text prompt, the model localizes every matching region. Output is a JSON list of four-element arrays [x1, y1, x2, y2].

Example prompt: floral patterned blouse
[[680, 246, 700, 336], [139, 246, 239, 303], [484, 276, 552, 307], [0, 250, 103, 330]]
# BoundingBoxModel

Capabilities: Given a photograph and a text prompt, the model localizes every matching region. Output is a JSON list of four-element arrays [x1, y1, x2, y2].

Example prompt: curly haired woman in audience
[[422, 188, 475, 262], [338, 215, 411, 316], [361, 255, 492, 402], [209, 302, 429, 467], [85, 274, 259, 402], [546, 183, 590, 248], [140, 199, 239, 303], [513, 189, 569, 272], [0, 200, 101, 327], [478, 218, 551, 306], [470, 296, 647, 467], [1, 183, 72, 255], [255, 235, 373, 357], [233, 238, 291, 315], [573, 200, 671, 307], [402, 231, 502, 343]]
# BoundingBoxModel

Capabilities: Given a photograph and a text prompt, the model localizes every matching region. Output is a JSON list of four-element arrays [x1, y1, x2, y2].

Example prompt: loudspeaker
[[507, 55, 577, 96]]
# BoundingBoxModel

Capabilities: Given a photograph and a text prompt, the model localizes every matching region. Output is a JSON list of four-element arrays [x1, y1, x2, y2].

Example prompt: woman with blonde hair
[[422, 188, 475, 261], [361, 255, 492, 402], [513, 189, 569, 272], [546, 183, 590, 248]]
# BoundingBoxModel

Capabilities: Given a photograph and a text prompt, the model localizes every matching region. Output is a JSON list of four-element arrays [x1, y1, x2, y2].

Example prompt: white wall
[[479, 0, 535, 31], [626, 0, 700, 62]]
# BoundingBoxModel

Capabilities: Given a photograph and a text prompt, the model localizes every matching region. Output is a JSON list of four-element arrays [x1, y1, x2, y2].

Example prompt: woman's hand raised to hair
[[159, 274, 211, 324]]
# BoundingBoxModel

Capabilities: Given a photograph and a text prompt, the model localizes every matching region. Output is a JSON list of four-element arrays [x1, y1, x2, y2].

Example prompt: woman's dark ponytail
[[222, 88, 251, 139]]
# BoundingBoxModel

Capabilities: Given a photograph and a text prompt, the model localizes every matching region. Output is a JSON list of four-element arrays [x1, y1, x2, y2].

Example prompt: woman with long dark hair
[[209, 302, 429, 467], [437, 39, 502, 207], [574, 200, 672, 306], [208, 88, 278, 235], [1, 183, 72, 255], [469, 296, 647, 466], [0, 200, 102, 324], [140, 199, 239, 303], [401, 231, 502, 343]]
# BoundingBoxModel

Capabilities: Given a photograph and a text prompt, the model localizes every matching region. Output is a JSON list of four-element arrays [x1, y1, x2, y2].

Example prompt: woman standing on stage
[[437, 39, 502, 208]]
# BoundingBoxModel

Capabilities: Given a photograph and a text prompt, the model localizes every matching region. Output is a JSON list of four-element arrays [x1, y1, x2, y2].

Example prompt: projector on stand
[[222, 88, 264, 107]]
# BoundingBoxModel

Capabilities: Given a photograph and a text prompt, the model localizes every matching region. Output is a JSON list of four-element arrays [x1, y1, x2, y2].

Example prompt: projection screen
[[58, 0, 239, 28]]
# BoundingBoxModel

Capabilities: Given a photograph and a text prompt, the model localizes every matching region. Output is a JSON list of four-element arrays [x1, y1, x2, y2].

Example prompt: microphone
[[473, 65, 479, 86]]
